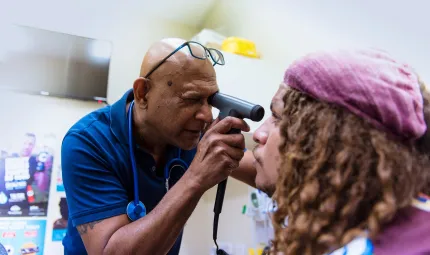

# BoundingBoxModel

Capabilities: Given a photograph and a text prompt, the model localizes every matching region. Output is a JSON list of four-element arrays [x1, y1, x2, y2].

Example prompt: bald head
[[132, 38, 219, 151], [140, 38, 214, 79]]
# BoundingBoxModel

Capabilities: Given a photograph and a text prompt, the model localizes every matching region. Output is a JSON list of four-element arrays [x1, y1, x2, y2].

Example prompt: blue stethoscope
[[126, 100, 190, 222]]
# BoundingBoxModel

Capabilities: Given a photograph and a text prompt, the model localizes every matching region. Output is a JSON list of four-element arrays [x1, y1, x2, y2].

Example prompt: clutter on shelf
[[191, 29, 260, 59], [222, 37, 260, 59], [242, 189, 275, 222], [241, 188, 276, 252]]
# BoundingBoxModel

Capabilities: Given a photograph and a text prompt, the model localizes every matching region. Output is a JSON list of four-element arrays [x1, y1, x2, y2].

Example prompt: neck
[[128, 102, 167, 159]]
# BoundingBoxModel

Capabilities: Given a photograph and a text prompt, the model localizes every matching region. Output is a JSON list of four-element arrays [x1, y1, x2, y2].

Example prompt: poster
[[0, 133, 55, 217], [55, 165, 64, 192], [51, 196, 68, 242], [0, 219, 46, 255]]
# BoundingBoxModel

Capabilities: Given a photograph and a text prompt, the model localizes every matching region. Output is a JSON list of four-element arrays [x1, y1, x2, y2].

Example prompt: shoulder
[[62, 106, 112, 152], [373, 206, 430, 254], [61, 105, 118, 168], [64, 105, 111, 140]]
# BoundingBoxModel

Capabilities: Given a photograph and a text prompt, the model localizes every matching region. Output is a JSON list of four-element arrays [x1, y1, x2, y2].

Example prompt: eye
[[182, 97, 202, 104], [271, 112, 281, 124], [186, 98, 200, 102]]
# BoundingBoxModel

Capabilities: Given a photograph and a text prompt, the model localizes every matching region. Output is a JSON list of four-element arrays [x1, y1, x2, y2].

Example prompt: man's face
[[21, 135, 35, 157], [252, 84, 287, 196], [142, 56, 218, 150]]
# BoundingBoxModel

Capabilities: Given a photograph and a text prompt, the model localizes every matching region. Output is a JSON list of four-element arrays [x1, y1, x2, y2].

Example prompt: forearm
[[231, 150, 257, 188], [104, 173, 203, 255]]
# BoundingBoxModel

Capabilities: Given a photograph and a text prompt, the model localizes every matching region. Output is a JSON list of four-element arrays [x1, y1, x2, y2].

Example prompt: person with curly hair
[[252, 49, 430, 255]]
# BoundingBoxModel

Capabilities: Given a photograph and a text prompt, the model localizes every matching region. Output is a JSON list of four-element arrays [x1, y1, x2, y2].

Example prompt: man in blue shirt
[[61, 38, 257, 255]]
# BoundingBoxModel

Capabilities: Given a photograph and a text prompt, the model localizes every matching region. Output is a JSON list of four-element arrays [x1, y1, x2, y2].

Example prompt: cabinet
[[213, 51, 285, 133]]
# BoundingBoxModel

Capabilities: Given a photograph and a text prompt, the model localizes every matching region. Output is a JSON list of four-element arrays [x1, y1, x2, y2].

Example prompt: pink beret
[[284, 48, 426, 140]]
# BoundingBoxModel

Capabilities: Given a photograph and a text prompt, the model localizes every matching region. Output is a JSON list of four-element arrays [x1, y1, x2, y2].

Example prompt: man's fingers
[[218, 133, 245, 149], [218, 142, 245, 162], [210, 117, 250, 134]]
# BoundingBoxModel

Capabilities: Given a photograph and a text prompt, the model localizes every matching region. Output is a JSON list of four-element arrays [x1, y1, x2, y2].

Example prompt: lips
[[253, 156, 262, 167], [252, 147, 262, 166]]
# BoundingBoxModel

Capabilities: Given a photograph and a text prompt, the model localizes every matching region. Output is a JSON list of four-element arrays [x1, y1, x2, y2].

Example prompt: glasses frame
[[144, 41, 225, 78]]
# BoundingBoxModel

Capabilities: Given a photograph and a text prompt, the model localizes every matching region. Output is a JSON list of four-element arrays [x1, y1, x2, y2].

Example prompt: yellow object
[[256, 247, 264, 255], [248, 248, 256, 255], [221, 37, 260, 58]]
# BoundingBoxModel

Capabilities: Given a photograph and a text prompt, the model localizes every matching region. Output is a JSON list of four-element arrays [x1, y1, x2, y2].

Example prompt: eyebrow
[[182, 91, 202, 97], [270, 102, 274, 112]]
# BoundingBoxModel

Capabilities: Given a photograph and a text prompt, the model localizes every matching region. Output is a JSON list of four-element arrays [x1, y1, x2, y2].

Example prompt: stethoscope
[[126, 100, 190, 222]]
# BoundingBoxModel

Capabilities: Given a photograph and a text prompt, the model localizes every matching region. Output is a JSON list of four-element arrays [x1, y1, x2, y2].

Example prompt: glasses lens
[[188, 42, 207, 59], [209, 49, 225, 65]]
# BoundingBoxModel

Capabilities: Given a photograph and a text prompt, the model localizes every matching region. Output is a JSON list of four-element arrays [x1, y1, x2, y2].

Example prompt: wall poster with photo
[[0, 132, 55, 217], [51, 195, 68, 242], [0, 219, 46, 255]]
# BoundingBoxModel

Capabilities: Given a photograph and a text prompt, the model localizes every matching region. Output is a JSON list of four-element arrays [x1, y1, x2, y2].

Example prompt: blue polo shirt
[[61, 89, 197, 255]]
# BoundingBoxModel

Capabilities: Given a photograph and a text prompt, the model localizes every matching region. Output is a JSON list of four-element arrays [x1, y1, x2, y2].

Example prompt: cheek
[[265, 132, 282, 176]]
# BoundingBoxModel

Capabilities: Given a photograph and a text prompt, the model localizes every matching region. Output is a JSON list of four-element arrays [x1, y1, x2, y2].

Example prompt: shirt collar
[[110, 89, 134, 145]]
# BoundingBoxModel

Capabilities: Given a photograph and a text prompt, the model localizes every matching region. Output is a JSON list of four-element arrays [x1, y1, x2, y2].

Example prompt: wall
[[1, 0, 200, 104], [213, 51, 284, 132], [202, 0, 430, 83]]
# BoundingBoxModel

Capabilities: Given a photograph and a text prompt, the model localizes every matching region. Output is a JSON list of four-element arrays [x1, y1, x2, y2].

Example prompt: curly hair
[[271, 80, 430, 255]]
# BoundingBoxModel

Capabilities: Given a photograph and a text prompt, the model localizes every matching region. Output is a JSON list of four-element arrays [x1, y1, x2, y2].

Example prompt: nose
[[253, 122, 268, 145], [195, 102, 213, 123]]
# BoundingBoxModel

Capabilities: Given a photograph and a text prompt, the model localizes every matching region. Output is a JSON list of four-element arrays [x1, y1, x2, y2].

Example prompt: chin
[[177, 139, 199, 151], [255, 177, 275, 197]]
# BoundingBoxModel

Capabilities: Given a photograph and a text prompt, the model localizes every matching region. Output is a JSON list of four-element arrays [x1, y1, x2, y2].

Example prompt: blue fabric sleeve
[[61, 132, 128, 227]]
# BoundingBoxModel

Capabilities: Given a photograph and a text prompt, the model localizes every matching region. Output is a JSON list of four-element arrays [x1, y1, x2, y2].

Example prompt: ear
[[133, 77, 151, 109]]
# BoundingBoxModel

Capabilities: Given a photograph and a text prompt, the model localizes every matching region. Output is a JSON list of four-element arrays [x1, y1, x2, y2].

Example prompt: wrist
[[181, 168, 205, 197]]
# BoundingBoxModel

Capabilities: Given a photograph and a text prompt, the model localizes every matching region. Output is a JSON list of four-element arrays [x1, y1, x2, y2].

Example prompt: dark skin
[[76, 38, 258, 255]]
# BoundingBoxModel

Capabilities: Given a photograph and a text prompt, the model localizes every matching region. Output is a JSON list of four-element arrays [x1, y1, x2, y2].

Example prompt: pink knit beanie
[[284, 48, 426, 140]]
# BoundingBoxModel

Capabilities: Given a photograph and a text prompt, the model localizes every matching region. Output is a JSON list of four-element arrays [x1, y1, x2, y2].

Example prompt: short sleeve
[[61, 132, 128, 227]]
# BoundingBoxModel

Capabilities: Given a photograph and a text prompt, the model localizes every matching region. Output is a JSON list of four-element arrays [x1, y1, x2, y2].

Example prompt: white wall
[[213, 51, 283, 132], [202, 0, 430, 83], [1, 0, 200, 104]]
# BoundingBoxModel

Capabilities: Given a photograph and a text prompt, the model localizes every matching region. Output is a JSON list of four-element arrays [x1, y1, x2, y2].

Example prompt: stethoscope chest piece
[[126, 201, 146, 222]]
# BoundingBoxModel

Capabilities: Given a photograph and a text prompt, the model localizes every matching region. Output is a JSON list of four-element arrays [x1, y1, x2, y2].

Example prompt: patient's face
[[252, 84, 287, 196]]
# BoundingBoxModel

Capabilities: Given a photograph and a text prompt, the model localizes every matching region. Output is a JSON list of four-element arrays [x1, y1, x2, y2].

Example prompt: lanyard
[[412, 193, 430, 212], [327, 236, 373, 255]]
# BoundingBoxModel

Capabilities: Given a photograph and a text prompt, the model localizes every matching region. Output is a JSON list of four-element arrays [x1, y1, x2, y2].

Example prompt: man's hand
[[186, 116, 250, 192]]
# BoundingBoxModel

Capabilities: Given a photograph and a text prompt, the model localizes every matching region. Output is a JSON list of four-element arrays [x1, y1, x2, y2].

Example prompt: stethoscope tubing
[[128, 101, 140, 206], [127, 100, 189, 207]]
